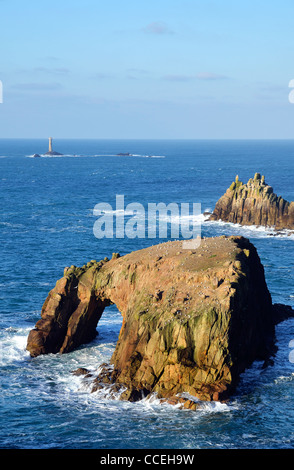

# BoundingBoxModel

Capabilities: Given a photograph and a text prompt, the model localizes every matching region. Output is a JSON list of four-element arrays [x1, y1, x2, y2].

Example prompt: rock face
[[209, 173, 294, 230], [44, 151, 63, 156], [26, 236, 288, 403]]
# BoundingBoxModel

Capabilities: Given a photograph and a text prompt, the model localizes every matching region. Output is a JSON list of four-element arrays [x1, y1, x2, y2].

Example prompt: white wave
[[274, 373, 294, 384], [0, 327, 31, 365], [205, 218, 294, 240], [42, 154, 83, 158], [26, 153, 166, 159], [158, 213, 207, 223], [94, 210, 206, 223], [139, 393, 183, 410], [196, 400, 238, 413], [177, 391, 239, 413], [0, 221, 26, 229], [26, 154, 84, 158], [95, 208, 137, 216], [135, 391, 239, 414]]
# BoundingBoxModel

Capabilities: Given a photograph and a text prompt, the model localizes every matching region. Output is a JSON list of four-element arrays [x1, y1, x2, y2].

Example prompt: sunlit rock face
[[27, 236, 284, 403], [209, 173, 294, 230]]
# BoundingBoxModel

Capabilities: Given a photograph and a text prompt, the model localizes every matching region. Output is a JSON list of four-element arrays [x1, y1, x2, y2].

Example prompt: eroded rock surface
[[209, 173, 294, 230], [27, 237, 293, 403]]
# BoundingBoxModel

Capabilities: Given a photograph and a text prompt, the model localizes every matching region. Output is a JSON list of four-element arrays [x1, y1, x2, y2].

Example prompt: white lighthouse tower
[[44, 137, 63, 156]]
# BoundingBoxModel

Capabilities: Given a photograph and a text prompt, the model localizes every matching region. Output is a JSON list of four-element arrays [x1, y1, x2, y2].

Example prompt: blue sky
[[0, 0, 294, 138]]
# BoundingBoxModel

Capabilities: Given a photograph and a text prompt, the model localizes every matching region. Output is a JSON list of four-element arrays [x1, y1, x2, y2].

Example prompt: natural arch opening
[[94, 303, 123, 363]]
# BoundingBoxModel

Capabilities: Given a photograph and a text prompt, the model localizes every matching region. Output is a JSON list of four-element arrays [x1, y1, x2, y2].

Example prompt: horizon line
[[1, 137, 294, 141]]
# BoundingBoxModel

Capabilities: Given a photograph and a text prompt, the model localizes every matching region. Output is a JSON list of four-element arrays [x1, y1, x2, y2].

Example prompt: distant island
[[209, 173, 294, 231]]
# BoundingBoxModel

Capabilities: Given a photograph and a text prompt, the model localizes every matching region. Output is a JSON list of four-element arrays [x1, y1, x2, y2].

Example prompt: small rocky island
[[26, 236, 293, 408], [209, 173, 294, 231], [44, 137, 63, 156]]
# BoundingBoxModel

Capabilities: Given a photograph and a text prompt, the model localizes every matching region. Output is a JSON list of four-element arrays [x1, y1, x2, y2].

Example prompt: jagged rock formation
[[209, 173, 294, 230], [26, 237, 293, 405]]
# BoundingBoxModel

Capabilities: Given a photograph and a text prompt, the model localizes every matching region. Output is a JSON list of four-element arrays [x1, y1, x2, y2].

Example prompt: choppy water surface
[[0, 139, 293, 449]]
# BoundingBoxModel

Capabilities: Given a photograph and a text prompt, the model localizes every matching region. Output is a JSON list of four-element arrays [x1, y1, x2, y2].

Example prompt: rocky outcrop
[[25, 236, 293, 405], [44, 151, 63, 156], [26, 258, 111, 357], [209, 173, 294, 230]]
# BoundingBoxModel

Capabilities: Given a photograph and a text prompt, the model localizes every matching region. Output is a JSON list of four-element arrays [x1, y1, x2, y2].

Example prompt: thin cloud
[[142, 21, 174, 35], [163, 74, 194, 82], [127, 68, 149, 74], [34, 67, 70, 75], [162, 73, 228, 81], [12, 82, 63, 91], [196, 72, 228, 80], [92, 72, 115, 80], [39, 56, 60, 62]]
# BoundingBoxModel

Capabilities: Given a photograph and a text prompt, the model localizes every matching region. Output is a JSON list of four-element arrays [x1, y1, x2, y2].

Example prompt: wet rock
[[71, 367, 90, 376]]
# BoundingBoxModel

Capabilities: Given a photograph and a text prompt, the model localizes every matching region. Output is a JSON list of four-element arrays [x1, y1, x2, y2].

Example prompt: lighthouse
[[44, 137, 63, 156], [48, 137, 53, 153]]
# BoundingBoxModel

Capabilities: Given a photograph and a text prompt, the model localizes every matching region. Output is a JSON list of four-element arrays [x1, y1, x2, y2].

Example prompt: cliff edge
[[209, 173, 294, 230]]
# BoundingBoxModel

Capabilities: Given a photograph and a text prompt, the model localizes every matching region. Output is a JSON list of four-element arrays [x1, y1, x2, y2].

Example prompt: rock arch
[[27, 237, 289, 402]]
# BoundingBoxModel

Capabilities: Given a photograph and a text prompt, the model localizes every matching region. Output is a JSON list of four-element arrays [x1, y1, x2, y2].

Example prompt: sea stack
[[26, 237, 294, 406], [44, 137, 63, 156], [209, 173, 294, 231]]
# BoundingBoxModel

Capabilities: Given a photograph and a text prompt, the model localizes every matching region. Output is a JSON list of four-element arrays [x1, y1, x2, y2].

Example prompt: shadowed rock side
[[209, 173, 294, 230], [26, 237, 294, 405]]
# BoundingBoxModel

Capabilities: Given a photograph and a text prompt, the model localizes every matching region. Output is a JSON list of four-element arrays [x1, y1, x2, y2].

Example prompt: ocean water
[[0, 138, 293, 449]]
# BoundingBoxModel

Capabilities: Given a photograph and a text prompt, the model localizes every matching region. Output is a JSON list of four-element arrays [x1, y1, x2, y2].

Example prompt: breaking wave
[[26, 154, 165, 159], [203, 217, 294, 240]]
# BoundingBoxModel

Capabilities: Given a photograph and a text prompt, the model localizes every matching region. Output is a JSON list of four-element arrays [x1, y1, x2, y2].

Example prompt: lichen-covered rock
[[26, 236, 285, 403], [209, 173, 294, 230]]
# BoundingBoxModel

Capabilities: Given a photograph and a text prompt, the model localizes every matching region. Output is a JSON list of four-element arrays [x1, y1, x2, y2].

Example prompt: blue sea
[[0, 139, 294, 450]]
